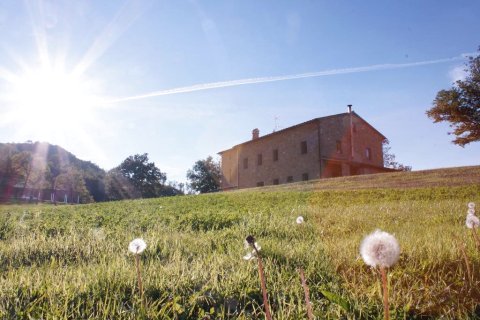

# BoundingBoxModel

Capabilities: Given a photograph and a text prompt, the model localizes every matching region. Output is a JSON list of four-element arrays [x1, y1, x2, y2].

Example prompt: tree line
[[0, 142, 97, 203], [0, 142, 222, 203]]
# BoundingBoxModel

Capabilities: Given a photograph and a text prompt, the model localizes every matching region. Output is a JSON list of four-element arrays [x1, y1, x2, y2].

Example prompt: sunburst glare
[[0, 0, 150, 147], [3, 63, 102, 137]]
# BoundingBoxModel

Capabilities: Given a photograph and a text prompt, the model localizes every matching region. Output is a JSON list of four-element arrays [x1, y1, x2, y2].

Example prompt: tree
[[45, 157, 64, 204], [382, 139, 411, 171], [116, 153, 167, 198], [11, 151, 33, 198], [426, 49, 480, 146], [56, 166, 92, 203], [165, 181, 185, 196], [187, 156, 221, 193], [104, 168, 141, 200], [0, 145, 17, 201]]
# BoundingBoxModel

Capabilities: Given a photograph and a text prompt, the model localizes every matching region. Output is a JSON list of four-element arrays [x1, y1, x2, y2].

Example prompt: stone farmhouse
[[218, 106, 394, 190]]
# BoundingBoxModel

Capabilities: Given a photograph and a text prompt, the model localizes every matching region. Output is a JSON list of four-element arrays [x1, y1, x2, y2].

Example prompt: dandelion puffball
[[468, 202, 475, 209], [244, 240, 261, 251], [296, 216, 304, 224], [243, 252, 254, 261], [246, 235, 255, 245], [129, 238, 147, 254], [466, 214, 480, 229], [243, 236, 261, 261], [360, 230, 400, 268]]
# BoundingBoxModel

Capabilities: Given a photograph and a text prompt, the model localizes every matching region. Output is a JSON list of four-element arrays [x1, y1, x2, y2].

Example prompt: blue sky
[[0, 0, 479, 183]]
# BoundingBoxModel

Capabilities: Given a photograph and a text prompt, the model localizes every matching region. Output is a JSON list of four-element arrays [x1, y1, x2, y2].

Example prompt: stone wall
[[220, 112, 388, 190]]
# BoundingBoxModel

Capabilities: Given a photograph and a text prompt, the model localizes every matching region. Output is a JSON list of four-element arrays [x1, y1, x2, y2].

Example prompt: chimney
[[347, 104, 352, 113], [252, 128, 260, 140]]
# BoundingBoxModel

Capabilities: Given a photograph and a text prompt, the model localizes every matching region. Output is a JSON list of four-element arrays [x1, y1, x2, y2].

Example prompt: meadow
[[1, 166, 480, 319]]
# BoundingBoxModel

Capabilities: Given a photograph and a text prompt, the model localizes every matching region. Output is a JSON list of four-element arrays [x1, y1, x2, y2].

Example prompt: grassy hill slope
[[0, 166, 479, 319], [252, 165, 480, 191]]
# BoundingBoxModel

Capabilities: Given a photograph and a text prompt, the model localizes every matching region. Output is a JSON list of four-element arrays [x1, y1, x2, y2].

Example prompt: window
[[287, 176, 293, 183], [243, 158, 248, 169], [300, 141, 307, 154], [336, 140, 342, 154], [273, 149, 279, 161], [302, 173, 309, 181], [256, 181, 264, 187], [273, 178, 279, 185], [365, 148, 371, 160], [257, 153, 262, 165]]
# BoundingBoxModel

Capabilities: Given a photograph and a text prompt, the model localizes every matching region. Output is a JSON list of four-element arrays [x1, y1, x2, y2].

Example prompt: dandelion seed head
[[467, 208, 475, 215], [466, 213, 480, 229], [243, 252, 255, 261], [360, 230, 400, 268], [296, 216, 304, 224], [243, 237, 261, 261], [246, 235, 255, 245], [128, 238, 147, 254], [468, 202, 475, 209]]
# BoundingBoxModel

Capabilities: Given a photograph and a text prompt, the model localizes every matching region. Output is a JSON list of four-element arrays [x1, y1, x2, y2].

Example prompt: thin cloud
[[111, 52, 476, 103]]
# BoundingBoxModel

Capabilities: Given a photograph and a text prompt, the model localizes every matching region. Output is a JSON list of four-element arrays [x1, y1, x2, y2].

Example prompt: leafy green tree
[[45, 157, 64, 204], [164, 181, 185, 196], [426, 49, 480, 146], [11, 151, 33, 197], [104, 168, 141, 200], [56, 167, 92, 203], [0, 145, 17, 201], [116, 153, 167, 198], [186, 156, 221, 193]]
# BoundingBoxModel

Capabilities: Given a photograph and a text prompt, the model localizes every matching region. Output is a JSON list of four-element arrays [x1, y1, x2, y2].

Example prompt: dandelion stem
[[298, 268, 314, 320], [253, 244, 272, 320], [458, 241, 473, 285], [380, 267, 389, 320], [135, 253, 144, 305]]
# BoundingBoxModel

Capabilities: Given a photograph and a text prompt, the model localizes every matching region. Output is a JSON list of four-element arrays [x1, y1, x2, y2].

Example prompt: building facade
[[218, 108, 394, 190]]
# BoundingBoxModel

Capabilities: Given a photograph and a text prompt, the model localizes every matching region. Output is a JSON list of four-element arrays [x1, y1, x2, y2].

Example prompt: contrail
[[111, 53, 475, 103]]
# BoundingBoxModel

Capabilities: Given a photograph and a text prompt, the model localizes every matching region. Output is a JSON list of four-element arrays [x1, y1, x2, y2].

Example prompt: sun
[[5, 64, 102, 139]]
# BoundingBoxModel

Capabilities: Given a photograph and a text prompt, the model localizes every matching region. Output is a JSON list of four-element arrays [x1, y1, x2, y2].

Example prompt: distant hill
[[0, 141, 106, 202], [3, 141, 106, 176]]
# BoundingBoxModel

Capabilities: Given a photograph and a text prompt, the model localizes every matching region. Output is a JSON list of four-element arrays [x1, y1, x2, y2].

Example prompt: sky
[[0, 0, 479, 184]]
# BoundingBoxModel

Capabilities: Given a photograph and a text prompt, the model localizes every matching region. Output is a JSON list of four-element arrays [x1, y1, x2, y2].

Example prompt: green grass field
[[1, 166, 480, 319]]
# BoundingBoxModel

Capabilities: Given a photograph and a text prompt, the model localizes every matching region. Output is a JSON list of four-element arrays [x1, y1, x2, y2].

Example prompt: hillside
[[0, 142, 106, 201], [0, 166, 479, 318], [0, 141, 105, 176], [250, 165, 480, 192], [0, 142, 182, 202]]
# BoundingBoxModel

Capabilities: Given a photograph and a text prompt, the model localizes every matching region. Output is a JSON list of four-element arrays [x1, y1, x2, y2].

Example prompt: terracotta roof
[[218, 111, 386, 154]]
